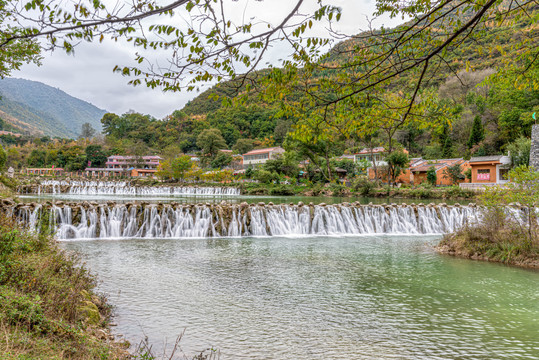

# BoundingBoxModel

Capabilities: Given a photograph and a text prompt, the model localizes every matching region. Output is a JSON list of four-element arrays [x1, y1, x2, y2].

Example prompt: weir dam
[[3, 200, 480, 240], [17, 180, 242, 196]]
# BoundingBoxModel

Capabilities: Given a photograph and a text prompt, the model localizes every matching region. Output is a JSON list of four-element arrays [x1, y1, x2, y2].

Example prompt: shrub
[[328, 182, 348, 196], [269, 185, 295, 196], [253, 169, 279, 184], [351, 176, 376, 196]]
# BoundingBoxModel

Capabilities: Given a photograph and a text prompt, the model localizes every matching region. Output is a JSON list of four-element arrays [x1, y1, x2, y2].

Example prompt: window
[[477, 169, 490, 181], [500, 168, 509, 181]]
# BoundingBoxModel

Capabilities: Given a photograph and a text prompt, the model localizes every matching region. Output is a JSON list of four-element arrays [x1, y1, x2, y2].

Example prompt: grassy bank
[[0, 175, 17, 198], [437, 208, 539, 269], [0, 218, 130, 359], [437, 167, 539, 269]]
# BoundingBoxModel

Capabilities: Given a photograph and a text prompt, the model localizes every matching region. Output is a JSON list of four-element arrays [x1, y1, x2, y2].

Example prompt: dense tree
[[386, 151, 409, 185], [210, 152, 233, 169], [440, 123, 453, 158], [507, 137, 531, 168], [27, 149, 47, 167], [467, 116, 485, 149], [167, 155, 195, 181], [85, 145, 108, 167], [427, 166, 437, 186], [196, 129, 227, 159], [0, 145, 6, 171], [263, 152, 300, 178], [80, 122, 96, 139], [443, 163, 464, 185], [232, 139, 255, 155]]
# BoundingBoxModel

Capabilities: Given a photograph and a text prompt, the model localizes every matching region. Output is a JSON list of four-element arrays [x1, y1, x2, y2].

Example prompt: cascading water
[[10, 202, 480, 240], [28, 180, 241, 196]]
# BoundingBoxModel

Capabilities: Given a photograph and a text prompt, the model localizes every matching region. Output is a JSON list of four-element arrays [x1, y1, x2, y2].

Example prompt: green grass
[[437, 209, 539, 267], [0, 218, 129, 359]]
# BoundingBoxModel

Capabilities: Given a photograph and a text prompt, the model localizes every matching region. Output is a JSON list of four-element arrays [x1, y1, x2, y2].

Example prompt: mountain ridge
[[0, 78, 107, 138]]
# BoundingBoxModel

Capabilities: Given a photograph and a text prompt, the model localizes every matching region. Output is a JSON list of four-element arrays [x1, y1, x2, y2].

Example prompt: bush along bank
[[239, 180, 478, 200], [436, 166, 539, 269], [0, 218, 130, 359]]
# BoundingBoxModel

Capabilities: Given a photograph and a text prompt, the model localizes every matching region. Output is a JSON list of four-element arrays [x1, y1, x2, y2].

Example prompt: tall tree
[[467, 116, 485, 149], [0, 145, 6, 171], [80, 122, 96, 139], [196, 129, 227, 159]]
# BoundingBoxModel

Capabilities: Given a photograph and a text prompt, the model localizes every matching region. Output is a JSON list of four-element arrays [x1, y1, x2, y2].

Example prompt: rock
[[258, 202, 265, 206], [309, 202, 314, 206], [319, 203, 326, 207], [298, 201, 304, 207], [454, 203, 460, 207], [268, 202, 274, 206], [240, 202, 249, 209]]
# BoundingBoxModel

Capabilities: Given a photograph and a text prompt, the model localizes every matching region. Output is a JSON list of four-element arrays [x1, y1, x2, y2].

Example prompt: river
[[64, 234, 539, 359], [14, 182, 539, 359]]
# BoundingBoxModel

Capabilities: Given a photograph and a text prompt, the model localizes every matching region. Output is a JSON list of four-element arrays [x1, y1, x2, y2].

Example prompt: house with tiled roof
[[242, 147, 285, 168], [410, 158, 471, 186], [467, 155, 511, 184]]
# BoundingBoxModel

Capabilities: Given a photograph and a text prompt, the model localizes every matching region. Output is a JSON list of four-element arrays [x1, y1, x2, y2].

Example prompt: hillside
[[180, 9, 534, 116], [0, 78, 106, 138]]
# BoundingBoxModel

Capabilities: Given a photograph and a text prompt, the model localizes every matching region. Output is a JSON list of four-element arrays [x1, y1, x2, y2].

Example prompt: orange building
[[468, 155, 511, 184], [410, 158, 470, 186]]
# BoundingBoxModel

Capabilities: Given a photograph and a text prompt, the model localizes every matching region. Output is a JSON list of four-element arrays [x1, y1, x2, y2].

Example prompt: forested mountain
[[174, 8, 537, 161], [0, 78, 106, 138]]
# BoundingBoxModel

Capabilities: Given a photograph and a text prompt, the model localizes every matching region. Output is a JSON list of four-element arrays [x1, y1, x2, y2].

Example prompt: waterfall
[[31, 180, 241, 196], [12, 203, 480, 240]]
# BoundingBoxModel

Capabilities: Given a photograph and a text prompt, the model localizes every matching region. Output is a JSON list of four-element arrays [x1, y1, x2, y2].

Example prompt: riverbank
[[436, 229, 539, 269], [15, 176, 479, 200], [0, 218, 130, 359], [239, 182, 478, 200]]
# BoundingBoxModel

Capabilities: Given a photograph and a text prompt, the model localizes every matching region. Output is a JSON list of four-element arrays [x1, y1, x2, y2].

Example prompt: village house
[[410, 158, 470, 186], [85, 155, 162, 178], [242, 147, 285, 168], [356, 147, 412, 182], [466, 155, 511, 185]]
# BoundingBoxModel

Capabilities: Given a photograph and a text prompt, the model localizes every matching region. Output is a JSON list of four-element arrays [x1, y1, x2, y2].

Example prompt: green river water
[[64, 234, 539, 359]]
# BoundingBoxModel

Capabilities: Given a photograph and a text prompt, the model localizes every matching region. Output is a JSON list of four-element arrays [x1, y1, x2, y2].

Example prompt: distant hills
[[0, 78, 106, 138]]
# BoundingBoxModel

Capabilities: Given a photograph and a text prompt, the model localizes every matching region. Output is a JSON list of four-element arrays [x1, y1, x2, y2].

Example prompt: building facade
[[410, 158, 470, 186], [242, 147, 285, 168], [85, 155, 162, 178], [467, 155, 511, 184]]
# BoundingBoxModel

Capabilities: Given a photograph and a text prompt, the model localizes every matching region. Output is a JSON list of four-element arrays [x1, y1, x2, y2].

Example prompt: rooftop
[[469, 155, 504, 163], [411, 158, 464, 172], [108, 155, 162, 160], [243, 147, 284, 156], [355, 147, 386, 155]]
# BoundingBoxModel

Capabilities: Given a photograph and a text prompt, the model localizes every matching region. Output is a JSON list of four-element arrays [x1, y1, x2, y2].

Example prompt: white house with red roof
[[354, 147, 389, 166], [242, 147, 285, 168]]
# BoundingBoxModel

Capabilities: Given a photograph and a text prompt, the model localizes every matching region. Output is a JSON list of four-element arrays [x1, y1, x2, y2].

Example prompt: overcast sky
[[15, 0, 395, 119]]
